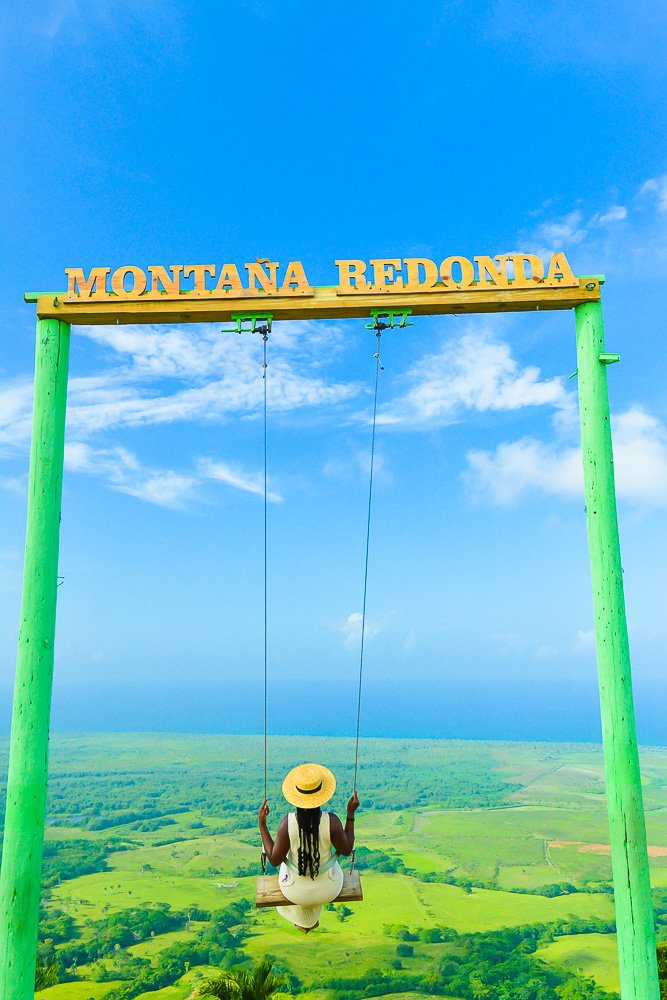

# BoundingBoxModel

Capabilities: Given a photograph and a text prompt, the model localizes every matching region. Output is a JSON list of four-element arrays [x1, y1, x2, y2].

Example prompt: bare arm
[[258, 801, 290, 867], [330, 792, 360, 857]]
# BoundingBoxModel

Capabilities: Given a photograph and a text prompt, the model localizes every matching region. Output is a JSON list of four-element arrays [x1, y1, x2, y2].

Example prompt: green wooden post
[[0, 318, 71, 1000], [575, 300, 659, 1000]]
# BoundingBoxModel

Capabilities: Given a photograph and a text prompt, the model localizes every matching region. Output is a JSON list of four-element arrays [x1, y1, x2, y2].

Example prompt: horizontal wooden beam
[[30, 279, 602, 326]]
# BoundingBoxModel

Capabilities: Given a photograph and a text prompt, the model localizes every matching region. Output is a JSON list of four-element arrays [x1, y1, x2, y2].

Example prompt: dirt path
[[549, 840, 667, 857]]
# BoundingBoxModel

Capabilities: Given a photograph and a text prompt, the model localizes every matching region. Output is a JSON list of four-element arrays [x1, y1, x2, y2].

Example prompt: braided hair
[[295, 806, 321, 879]]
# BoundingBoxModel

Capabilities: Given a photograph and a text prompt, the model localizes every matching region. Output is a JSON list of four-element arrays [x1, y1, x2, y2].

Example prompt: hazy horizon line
[[0, 729, 665, 751]]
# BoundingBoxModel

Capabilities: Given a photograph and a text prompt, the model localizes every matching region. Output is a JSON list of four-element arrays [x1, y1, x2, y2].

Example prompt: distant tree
[[555, 980, 609, 999], [384, 923, 417, 941], [38, 907, 77, 943], [419, 927, 443, 943], [198, 958, 283, 999]]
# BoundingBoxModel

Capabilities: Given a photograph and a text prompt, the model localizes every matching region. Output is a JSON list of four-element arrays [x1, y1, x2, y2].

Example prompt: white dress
[[277, 811, 344, 928]]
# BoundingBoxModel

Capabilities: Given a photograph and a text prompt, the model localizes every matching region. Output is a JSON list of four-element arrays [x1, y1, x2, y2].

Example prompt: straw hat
[[282, 763, 336, 809]]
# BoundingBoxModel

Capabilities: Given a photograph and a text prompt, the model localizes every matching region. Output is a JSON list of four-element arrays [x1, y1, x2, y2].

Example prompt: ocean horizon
[[1, 674, 665, 746]]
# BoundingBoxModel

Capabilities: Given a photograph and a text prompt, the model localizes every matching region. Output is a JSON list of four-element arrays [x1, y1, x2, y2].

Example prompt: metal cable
[[353, 329, 383, 792], [262, 330, 268, 803]]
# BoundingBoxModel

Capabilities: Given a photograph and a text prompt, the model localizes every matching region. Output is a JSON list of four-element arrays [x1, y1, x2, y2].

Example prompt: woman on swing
[[258, 763, 360, 932]]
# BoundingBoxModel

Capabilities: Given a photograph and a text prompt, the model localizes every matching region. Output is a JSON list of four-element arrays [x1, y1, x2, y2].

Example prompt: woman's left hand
[[258, 800, 270, 825]]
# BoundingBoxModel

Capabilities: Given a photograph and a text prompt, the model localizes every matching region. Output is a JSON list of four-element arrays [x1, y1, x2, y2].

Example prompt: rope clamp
[[221, 313, 274, 336], [365, 309, 413, 331]]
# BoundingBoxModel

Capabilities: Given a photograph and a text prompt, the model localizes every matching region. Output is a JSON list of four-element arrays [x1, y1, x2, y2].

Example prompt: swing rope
[[258, 320, 384, 802], [262, 328, 269, 805], [353, 328, 384, 793]]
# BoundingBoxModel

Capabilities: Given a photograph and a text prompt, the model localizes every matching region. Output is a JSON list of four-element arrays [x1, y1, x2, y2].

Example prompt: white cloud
[[81, 325, 226, 379], [80, 319, 350, 382], [466, 437, 582, 504], [0, 379, 34, 451], [71, 321, 357, 435], [64, 442, 198, 509], [536, 210, 588, 249], [519, 173, 667, 273], [613, 408, 667, 502], [0, 322, 360, 455], [119, 471, 198, 508], [198, 457, 283, 504], [67, 376, 260, 435], [638, 174, 667, 213], [376, 329, 567, 428], [466, 407, 667, 508], [65, 441, 137, 476], [598, 205, 628, 224], [1, 474, 28, 496], [0, 318, 360, 510], [340, 611, 384, 652], [63, 443, 281, 510], [322, 448, 390, 486], [526, 203, 632, 258]]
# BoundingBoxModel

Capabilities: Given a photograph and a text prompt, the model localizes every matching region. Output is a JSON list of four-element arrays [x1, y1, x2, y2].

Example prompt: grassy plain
[[37, 985, 123, 999], [1, 734, 666, 997], [537, 932, 620, 993], [244, 872, 614, 983]]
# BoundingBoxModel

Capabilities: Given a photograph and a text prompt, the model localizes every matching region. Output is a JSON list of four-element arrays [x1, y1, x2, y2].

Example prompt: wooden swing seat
[[255, 870, 363, 908]]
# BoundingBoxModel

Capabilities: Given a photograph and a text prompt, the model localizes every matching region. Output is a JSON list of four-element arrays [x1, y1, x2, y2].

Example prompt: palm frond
[[197, 972, 238, 999], [198, 958, 284, 999]]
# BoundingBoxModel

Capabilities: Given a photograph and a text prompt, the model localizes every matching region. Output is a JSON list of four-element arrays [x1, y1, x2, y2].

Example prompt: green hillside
[[2, 734, 667, 998]]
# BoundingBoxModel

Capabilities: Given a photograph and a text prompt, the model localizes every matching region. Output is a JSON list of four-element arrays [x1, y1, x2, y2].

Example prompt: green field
[[37, 985, 122, 999], [538, 932, 621, 993], [2, 734, 667, 997]]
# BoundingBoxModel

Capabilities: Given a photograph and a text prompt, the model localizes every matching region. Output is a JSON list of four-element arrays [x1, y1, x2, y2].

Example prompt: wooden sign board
[[29, 253, 601, 325]]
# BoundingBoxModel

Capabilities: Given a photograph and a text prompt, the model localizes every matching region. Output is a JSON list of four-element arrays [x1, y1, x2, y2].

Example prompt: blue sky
[[1, 1, 666, 742]]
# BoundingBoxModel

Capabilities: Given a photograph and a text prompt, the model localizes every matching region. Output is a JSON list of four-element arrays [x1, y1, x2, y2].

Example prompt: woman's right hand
[[258, 799, 270, 825], [346, 791, 360, 816]]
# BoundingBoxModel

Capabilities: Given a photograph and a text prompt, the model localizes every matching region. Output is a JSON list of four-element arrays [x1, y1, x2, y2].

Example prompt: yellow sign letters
[[63, 253, 577, 303]]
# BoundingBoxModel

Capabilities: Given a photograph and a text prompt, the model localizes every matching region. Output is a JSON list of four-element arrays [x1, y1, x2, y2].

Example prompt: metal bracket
[[599, 353, 620, 365], [365, 309, 413, 331], [222, 313, 273, 335], [261, 851, 267, 875], [583, 274, 606, 287]]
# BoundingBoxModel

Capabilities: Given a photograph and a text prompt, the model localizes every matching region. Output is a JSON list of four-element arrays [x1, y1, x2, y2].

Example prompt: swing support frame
[[0, 275, 659, 1000]]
